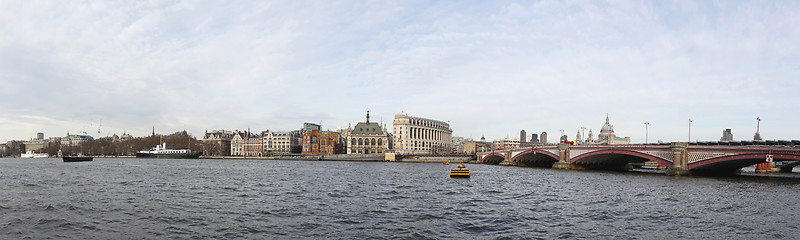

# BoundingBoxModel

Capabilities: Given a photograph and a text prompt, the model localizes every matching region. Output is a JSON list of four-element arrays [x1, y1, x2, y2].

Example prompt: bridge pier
[[665, 142, 690, 176], [552, 143, 574, 170]]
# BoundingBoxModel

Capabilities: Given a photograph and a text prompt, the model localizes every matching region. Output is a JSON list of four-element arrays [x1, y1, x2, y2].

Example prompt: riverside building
[[202, 129, 233, 156], [262, 130, 297, 155], [61, 133, 94, 147], [302, 130, 341, 155], [392, 114, 453, 154], [230, 130, 262, 157], [345, 111, 390, 154]]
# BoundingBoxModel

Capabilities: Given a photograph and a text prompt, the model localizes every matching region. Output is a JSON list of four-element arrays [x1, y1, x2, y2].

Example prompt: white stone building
[[392, 114, 453, 154], [345, 111, 390, 154], [262, 130, 296, 154]]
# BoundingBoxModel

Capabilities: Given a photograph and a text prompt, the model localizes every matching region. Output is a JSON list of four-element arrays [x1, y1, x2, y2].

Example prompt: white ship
[[21, 150, 49, 158], [136, 143, 202, 159]]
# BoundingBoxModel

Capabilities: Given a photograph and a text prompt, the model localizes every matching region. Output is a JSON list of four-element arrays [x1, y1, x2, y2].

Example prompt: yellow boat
[[450, 164, 470, 178], [443, 162, 449, 165]]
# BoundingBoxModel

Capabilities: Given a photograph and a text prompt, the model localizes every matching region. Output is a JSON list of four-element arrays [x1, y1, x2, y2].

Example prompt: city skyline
[[2, 1, 799, 143]]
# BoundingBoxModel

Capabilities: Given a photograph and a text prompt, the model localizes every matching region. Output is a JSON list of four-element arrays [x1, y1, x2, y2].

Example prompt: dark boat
[[135, 143, 203, 159], [63, 156, 93, 162], [450, 164, 470, 178]]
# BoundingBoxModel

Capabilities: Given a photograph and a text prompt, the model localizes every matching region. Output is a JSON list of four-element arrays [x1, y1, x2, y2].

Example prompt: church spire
[[366, 110, 370, 124], [605, 114, 610, 124]]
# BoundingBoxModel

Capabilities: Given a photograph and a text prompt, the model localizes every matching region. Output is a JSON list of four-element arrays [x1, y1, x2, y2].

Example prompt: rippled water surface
[[1, 158, 799, 239]]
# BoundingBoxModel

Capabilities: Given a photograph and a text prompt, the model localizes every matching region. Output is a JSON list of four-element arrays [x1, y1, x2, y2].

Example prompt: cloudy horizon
[[2, 0, 798, 143]]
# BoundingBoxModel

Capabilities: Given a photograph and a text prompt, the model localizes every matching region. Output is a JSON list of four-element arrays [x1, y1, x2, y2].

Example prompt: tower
[[754, 117, 762, 141], [520, 130, 527, 143]]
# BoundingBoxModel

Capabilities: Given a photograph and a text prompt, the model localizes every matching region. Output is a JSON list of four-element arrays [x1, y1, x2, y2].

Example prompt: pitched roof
[[351, 122, 386, 135]]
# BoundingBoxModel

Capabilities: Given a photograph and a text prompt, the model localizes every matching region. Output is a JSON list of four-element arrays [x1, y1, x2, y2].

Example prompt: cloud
[[1, 0, 799, 143]]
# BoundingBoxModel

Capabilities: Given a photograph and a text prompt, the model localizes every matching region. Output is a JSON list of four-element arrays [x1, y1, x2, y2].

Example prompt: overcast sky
[[1, 0, 798, 143]]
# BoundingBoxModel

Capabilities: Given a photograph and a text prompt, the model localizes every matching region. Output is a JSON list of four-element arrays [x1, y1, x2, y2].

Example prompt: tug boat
[[449, 164, 470, 178]]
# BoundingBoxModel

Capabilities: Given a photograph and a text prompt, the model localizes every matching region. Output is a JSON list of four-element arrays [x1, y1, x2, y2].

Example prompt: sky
[[1, 0, 799, 143]]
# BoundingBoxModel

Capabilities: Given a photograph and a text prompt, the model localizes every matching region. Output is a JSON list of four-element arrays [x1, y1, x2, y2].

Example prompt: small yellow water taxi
[[449, 164, 470, 178], [443, 162, 450, 165]]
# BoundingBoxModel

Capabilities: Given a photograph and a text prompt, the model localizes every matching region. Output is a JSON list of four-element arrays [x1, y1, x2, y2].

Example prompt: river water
[[1, 158, 798, 239]]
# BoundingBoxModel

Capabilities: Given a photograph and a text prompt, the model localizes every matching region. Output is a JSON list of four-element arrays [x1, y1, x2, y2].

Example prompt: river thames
[[1, 158, 799, 239]]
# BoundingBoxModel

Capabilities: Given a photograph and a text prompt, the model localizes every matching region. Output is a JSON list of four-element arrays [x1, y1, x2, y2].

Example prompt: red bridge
[[478, 142, 800, 175]]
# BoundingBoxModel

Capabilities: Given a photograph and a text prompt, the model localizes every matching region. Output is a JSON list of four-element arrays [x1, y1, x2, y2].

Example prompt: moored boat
[[450, 164, 470, 178], [63, 156, 93, 162], [136, 143, 202, 159], [21, 150, 49, 158]]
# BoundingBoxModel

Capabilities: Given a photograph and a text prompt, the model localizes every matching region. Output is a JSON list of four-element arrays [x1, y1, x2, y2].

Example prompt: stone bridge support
[[552, 143, 573, 170], [498, 149, 514, 165], [665, 142, 689, 176]]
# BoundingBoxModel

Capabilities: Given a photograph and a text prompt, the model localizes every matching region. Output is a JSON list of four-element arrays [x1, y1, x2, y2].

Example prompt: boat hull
[[450, 170, 470, 178], [63, 156, 93, 162], [135, 152, 203, 159]]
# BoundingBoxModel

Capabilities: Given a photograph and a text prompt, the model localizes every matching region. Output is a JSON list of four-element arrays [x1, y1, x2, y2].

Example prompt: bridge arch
[[510, 149, 560, 168], [688, 153, 800, 173], [569, 149, 673, 170], [481, 152, 505, 165]]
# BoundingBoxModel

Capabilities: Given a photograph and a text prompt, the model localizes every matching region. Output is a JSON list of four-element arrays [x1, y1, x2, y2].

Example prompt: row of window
[[351, 138, 384, 146], [405, 118, 449, 129]]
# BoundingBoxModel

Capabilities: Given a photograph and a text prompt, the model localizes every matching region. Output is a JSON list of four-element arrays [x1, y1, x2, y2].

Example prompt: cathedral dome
[[600, 115, 614, 134]]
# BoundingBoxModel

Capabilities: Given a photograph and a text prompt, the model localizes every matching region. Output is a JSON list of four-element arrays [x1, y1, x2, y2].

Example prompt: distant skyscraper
[[37, 132, 44, 140], [540, 132, 547, 144], [720, 129, 733, 141], [531, 133, 539, 143], [520, 130, 527, 143]]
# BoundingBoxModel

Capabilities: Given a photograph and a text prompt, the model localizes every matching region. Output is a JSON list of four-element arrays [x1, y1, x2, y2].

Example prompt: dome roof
[[601, 123, 614, 133]]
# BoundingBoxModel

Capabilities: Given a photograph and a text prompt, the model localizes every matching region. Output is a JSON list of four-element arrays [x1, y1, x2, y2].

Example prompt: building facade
[[61, 133, 94, 147], [520, 130, 527, 143], [392, 114, 453, 154], [492, 138, 520, 150], [302, 130, 341, 155], [230, 130, 262, 157], [24, 133, 49, 152], [345, 111, 390, 154], [540, 132, 547, 144], [203, 129, 233, 156], [262, 130, 297, 154]]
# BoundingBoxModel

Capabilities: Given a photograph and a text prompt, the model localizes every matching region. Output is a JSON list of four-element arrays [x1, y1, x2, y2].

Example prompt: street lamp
[[580, 127, 586, 144], [644, 122, 649, 144], [688, 119, 692, 144]]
